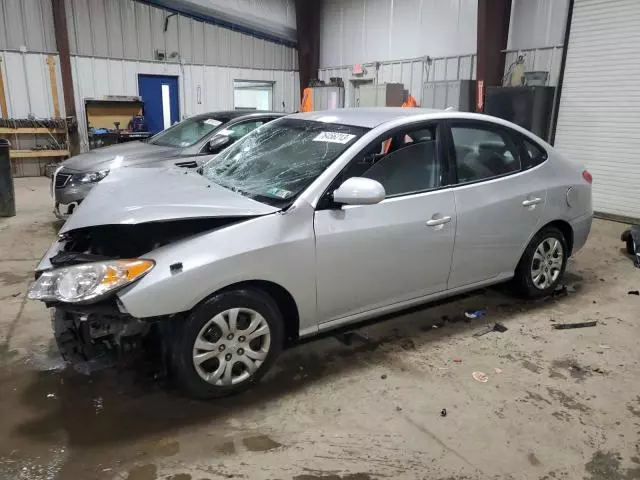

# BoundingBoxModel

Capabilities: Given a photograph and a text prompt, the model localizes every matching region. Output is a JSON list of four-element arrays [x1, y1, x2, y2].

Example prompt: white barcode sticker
[[313, 131, 356, 144], [204, 119, 222, 127]]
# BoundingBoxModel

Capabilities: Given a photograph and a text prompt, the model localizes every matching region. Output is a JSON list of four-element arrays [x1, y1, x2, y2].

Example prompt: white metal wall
[[554, 0, 640, 220], [318, 54, 475, 108], [64, 0, 297, 70], [319, 0, 477, 68], [503, 0, 568, 87], [0, 51, 65, 118], [71, 57, 299, 151], [508, 0, 568, 50], [0, 0, 57, 52], [172, 0, 296, 43]]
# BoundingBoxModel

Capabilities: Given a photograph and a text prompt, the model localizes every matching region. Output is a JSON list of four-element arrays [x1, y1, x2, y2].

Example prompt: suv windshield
[[202, 118, 368, 207], [148, 114, 231, 147]]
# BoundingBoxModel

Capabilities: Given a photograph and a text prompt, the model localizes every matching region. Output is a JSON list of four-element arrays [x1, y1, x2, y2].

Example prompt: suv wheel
[[171, 288, 284, 399], [514, 226, 568, 299]]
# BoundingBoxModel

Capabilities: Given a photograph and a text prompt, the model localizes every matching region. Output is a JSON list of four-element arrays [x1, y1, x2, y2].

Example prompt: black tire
[[627, 236, 636, 256], [514, 226, 568, 299], [170, 288, 284, 399]]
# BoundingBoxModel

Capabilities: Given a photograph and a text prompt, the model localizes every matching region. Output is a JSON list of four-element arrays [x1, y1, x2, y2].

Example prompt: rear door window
[[450, 124, 521, 184]]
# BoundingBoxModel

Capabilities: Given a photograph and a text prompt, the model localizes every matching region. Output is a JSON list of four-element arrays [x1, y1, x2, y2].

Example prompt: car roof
[[288, 107, 444, 128], [189, 111, 286, 123], [286, 108, 550, 146]]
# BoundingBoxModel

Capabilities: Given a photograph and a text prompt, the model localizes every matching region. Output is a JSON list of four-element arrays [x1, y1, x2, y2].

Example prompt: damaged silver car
[[29, 108, 592, 398]]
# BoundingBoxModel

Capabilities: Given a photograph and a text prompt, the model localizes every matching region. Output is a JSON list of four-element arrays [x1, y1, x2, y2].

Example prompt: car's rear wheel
[[514, 226, 568, 299], [171, 288, 284, 399]]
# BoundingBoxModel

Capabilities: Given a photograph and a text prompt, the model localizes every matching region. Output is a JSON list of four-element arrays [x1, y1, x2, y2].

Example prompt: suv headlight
[[74, 170, 110, 184], [28, 259, 154, 303]]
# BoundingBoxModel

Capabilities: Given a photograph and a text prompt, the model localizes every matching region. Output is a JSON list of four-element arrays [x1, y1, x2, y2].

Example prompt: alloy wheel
[[192, 307, 271, 386], [530, 237, 564, 290]]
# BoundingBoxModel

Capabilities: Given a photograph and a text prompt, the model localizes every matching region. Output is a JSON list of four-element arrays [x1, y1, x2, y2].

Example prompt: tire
[[627, 236, 636, 256], [170, 288, 284, 399], [514, 226, 568, 299]]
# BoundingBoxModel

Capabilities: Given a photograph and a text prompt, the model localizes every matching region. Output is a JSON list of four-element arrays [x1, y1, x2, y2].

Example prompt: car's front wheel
[[514, 226, 568, 299], [171, 288, 284, 399]]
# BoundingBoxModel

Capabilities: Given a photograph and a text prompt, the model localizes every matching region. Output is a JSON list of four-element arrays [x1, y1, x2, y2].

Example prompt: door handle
[[426, 216, 452, 227], [522, 197, 542, 207]]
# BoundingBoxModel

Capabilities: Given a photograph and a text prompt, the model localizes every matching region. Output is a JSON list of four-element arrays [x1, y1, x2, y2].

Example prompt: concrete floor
[[1, 177, 640, 480]]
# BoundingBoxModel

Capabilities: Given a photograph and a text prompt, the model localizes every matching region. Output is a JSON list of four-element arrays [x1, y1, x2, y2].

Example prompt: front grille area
[[55, 172, 72, 189]]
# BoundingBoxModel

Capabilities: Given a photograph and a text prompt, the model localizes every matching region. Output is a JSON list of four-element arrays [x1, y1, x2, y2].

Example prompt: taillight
[[582, 170, 593, 184]]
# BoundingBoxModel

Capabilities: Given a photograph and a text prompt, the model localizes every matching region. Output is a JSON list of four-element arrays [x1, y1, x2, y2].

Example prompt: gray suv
[[51, 111, 284, 218]]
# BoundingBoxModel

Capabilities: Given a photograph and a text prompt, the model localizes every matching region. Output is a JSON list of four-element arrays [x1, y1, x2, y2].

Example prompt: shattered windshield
[[148, 114, 231, 148], [201, 118, 369, 206]]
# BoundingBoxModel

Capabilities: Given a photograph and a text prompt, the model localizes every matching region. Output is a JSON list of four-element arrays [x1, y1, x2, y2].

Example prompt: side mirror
[[333, 177, 385, 206], [208, 135, 230, 153]]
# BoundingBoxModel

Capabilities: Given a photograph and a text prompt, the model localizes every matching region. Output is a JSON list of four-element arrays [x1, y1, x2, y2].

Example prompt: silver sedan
[[29, 108, 593, 398]]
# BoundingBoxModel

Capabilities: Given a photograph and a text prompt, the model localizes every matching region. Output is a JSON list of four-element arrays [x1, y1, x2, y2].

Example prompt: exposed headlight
[[74, 170, 110, 184], [28, 259, 154, 303]]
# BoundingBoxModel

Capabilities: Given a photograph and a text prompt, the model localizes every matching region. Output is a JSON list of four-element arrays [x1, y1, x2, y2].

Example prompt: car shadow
[[8, 273, 589, 452]]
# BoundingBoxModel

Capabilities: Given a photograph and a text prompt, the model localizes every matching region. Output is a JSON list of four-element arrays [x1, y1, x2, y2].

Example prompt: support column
[[51, 0, 80, 155], [476, 0, 512, 112], [294, 0, 321, 103]]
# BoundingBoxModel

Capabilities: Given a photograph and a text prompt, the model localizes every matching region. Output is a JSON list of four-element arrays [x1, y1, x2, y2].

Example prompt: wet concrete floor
[[1, 178, 640, 479]]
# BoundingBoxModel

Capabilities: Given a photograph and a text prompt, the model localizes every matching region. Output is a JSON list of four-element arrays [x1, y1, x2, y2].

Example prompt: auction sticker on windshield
[[313, 132, 356, 144], [204, 119, 222, 127]]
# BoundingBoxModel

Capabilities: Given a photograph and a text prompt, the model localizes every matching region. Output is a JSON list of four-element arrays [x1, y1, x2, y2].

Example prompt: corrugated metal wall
[[319, 0, 477, 68], [318, 54, 476, 107], [503, 0, 568, 86], [0, 51, 65, 118], [508, 0, 568, 50], [64, 0, 297, 70], [0, 0, 57, 52], [71, 56, 300, 151]]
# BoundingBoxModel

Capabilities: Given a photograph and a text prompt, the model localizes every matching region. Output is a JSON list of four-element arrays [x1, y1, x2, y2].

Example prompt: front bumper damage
[[50, 302, 175, 374]]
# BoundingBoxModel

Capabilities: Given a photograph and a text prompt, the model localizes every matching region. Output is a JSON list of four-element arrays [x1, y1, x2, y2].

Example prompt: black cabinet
[[484, 86, 555, 141]]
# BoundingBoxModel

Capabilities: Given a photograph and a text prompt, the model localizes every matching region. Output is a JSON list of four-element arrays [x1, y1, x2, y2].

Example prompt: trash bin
[[0, 138, 16, 217]]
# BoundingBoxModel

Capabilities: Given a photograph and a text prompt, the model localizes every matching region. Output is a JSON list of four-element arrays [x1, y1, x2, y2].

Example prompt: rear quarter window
[[520, 136, 548, 170]]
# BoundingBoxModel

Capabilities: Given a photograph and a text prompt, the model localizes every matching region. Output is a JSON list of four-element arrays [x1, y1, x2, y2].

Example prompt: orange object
[[402, 95, 417, 108], [300, 87, 313, 112]]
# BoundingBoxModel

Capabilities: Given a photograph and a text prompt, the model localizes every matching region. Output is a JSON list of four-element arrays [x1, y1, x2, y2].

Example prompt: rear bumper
[[570, 212, 593, 254]]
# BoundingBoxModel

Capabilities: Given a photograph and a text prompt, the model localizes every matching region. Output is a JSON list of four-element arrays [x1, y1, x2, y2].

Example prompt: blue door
[[138, 75, 180, 134]]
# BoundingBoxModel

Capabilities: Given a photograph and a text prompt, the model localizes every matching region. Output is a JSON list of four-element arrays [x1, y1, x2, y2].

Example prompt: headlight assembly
[[74, 170, 110, 184], [28, 259, 154, 303]]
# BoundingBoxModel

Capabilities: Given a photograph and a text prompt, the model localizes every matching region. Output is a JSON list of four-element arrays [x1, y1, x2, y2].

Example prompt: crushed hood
[[59, 142, 180, 172], [61, 167, 280, 233]]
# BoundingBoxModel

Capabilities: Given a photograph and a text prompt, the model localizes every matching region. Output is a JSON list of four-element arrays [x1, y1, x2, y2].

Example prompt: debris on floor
[[334, 331, 369, 346], [472, 371, 489, 383], [473, 322, 508, 337], [628, 290, 639, 296], [465, 309, 487, 320], [440, 408, 447, 417], [552, 321, 598, 330], [553, 285, 568, 297]]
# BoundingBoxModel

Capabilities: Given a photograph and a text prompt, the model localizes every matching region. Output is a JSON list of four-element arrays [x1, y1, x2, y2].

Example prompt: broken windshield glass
[[201, 119, 369, 206]]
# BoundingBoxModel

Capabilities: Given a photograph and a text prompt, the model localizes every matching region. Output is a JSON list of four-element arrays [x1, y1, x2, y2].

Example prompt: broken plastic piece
[[472, 371, 489, 383], [465, 309, 487, 319], [473, 323, 508, 337], [552, 321, 597, 330]]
